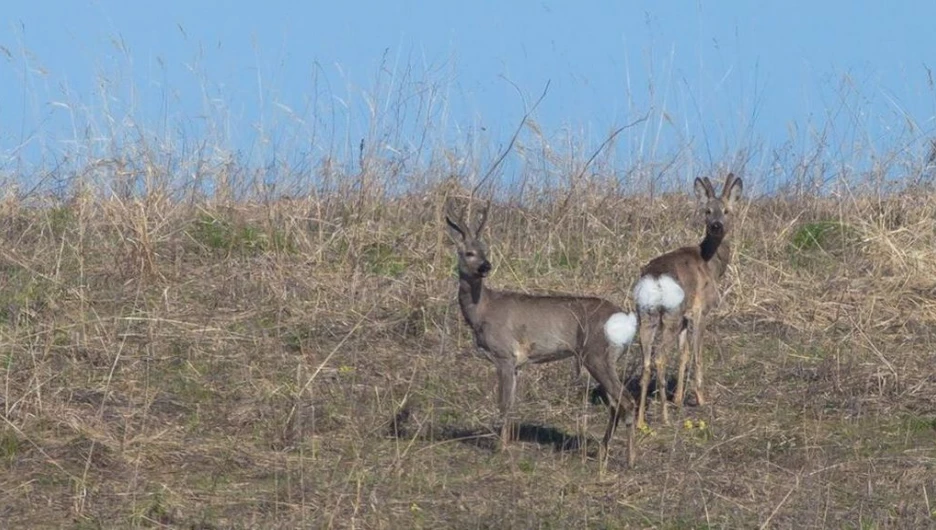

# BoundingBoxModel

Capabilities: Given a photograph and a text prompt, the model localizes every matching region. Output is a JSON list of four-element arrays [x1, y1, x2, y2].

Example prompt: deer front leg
[[494, 358, 518, 450], [570, 356, 583, 380]]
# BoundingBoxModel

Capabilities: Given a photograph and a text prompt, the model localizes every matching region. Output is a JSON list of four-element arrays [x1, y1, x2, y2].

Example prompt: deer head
[[445, 202, 491, 280], [694, 173, 743, 239]]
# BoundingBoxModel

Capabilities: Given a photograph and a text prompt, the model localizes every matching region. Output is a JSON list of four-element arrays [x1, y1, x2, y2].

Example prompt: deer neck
[[699, 232, 731, 280], [457, 274, 487, 328]]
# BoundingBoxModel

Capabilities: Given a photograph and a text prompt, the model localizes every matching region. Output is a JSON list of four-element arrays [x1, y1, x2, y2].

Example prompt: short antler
[[474, 198, 491, 238], [445, 198, 491, 240], [444, 201, 468, 240]]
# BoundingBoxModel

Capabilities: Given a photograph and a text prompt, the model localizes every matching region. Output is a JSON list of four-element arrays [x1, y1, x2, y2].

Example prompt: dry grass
[[1, 173, 935, 529]]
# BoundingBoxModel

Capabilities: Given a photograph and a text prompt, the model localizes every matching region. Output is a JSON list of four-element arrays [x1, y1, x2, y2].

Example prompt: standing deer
[[632, 173, 742, 427], [446, 203, 639, 466]]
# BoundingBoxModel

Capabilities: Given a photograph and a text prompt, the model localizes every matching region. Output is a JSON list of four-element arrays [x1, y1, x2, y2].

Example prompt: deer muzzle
[[478, 261, 492, 277]]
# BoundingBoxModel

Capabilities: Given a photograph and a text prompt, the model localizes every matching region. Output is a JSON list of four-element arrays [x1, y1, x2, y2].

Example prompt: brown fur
[[446, 203, 637, 468], [634, 173, 742, 427]]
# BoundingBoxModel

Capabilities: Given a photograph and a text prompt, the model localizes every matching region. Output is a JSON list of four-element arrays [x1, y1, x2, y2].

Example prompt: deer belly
[[518, 339, 576, 365]]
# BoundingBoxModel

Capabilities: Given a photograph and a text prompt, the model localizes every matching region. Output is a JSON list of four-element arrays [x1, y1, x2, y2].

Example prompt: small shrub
[[46, 206, 76, 236], [0, 428, 20, 466], [551, 246, 582, 270], [901, 415, 936, 434], [188, 213, 293, 255], [790, 220, 854, 253], [788, 220, 859, 269], [361, 242, 406, 277], [189, 214, 235, 250]]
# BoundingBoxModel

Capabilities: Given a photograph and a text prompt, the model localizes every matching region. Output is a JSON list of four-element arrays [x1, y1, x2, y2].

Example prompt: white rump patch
[[633, 274, 685, 311], [656, 275, 685, 309], [604, 312, 637, 347]]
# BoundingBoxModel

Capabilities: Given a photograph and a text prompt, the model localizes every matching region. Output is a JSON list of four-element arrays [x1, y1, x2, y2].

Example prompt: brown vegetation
[[1, 167, 935, 528]]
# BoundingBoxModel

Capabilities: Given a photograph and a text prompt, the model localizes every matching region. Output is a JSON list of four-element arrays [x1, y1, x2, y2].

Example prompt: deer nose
[[478, 261, 492, 276], [709, 221, 724, 233]]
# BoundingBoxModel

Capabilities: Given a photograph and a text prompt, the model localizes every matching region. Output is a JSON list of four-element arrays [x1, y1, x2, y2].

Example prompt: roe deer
[[446, 203, 639, 466], [632, 173, 742, 428]]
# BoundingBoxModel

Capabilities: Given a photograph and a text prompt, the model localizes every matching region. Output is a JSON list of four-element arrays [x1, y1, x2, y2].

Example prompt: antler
[[444, 200, 468, 240], [474, 198, 491, 238], [445, 197, 492, 240]]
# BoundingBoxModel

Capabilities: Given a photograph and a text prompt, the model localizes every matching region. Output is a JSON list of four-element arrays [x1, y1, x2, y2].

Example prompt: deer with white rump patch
[[446, 202, 639, 466], [633, 173, 743, 428]]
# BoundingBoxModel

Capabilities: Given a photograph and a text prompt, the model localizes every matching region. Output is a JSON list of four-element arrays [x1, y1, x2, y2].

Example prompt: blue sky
[[2, 1, 935, 187]]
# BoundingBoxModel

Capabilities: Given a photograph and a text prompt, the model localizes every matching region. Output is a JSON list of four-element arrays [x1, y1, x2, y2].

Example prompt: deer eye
[[705, 208, 713, 215], [465, 251, 476, 258]]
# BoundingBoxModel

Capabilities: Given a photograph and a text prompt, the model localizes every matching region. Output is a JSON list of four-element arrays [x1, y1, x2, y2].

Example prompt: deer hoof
[[685, 392, 704, 407]]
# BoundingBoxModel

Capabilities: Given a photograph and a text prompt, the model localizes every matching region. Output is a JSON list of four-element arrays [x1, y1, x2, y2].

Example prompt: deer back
[[477, 292, 621, 363]]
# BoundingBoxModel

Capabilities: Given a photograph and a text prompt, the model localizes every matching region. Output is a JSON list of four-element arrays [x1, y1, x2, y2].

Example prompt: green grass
[[899, 414, 936, 435], [789, 220, 859, 264], [0, 428, 20, 466], [188, 213, 294, 255], [361, 242, 407, 277]]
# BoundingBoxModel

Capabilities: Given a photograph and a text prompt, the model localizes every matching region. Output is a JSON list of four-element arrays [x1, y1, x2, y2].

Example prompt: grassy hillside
[[1, 173, 935, 528]]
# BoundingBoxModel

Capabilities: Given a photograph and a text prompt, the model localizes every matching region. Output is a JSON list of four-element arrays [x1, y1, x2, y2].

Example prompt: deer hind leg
[[690, 314, 707, 406], [494, 358, 518, 450], [655, 314, 682, 425], [636, 313, 659, 430], [673, 318, 690, 407], [583, 349, 637, 469]]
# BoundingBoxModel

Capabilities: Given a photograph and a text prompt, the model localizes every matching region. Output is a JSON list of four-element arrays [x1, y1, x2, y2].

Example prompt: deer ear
[[694, 177, 714, 203], [722, 174, 743, 208], [445, 216, 466, 241]]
